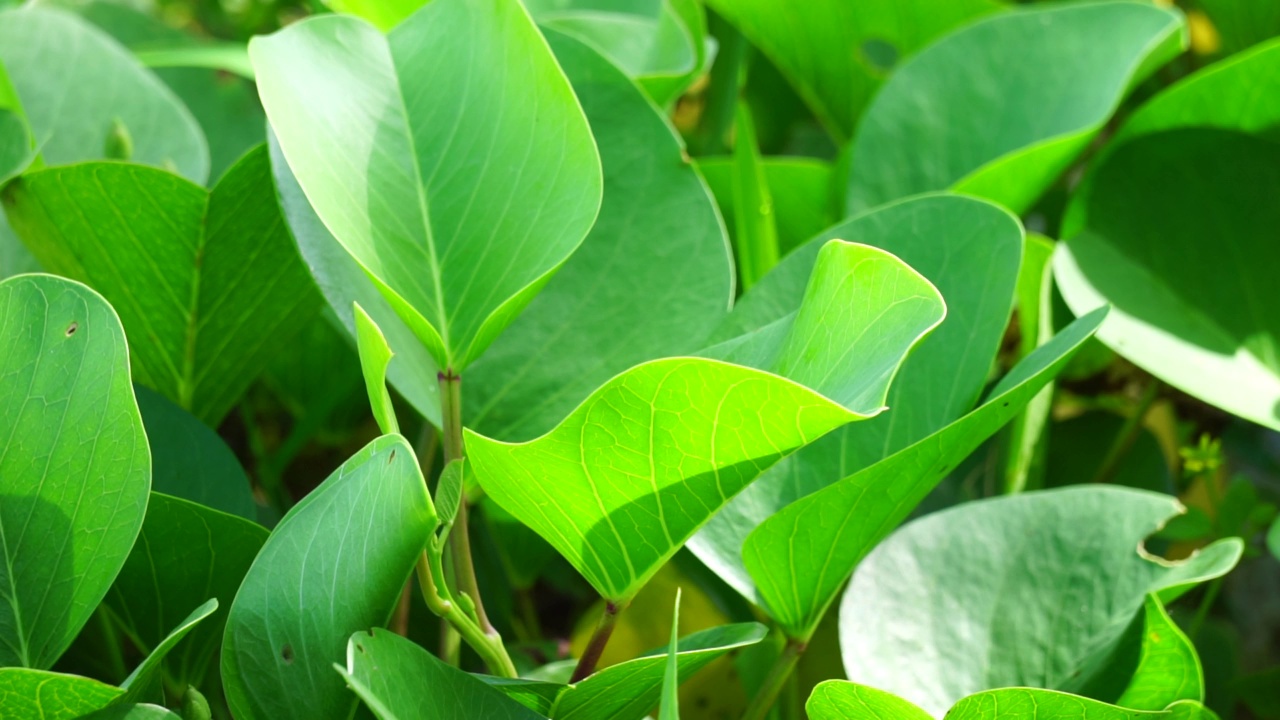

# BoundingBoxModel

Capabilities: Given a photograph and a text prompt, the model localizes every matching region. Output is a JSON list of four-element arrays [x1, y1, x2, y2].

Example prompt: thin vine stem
[[1091, 379, 1161, 485], [741, 635, 807, 720]]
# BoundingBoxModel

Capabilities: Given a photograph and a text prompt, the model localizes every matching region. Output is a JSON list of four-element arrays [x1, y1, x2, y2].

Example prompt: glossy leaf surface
[[3, 148, 322, 425], [0, 274, 149, 669], [704, 0, 1000, 141], [838, 486, 1242, 716], [846, 2, 1185, 214], [339, 630, 543, 720], [469, 241, 943, 602], [465, 29, 731, 441], [252, 0, 603, 371], [221, 436, 436, 720], [0, 668, 122, 719], [1115, 595, 1204, 711], [691, 194, 1022, 606]]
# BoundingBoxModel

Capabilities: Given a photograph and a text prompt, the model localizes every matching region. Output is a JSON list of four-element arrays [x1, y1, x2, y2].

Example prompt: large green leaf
[[465, 29, 731, 441], [741, 309, 1107, 638], [467, 240, 943, 603], [338, 630, 544, 720], [690, 193, 1022, 606], [252, 0, 603, 372], [1054, 41, 1280, 431], [0, 274, 150, 669], [107, 494, 268, 688], [269, 136, 441, 426], [846, 2, 1186, 215], [527, 0, 708, 107], [704, 0, 1001, 142], [0, 668, 122, 719], [135, 387, 255, 519], [1054, 129, 1280, 431], [837, 486, 1242, 716], [3, 148, 323, 425], [0, 6, 207, 182], [221, 435, 436, 720], [807, 683, 1218, 720]]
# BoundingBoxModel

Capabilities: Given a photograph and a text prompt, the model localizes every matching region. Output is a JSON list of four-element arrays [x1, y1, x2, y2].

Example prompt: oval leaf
[[251, 0, 603, 371], [0, 273, 150, 669], [221, 435, 436, 720]]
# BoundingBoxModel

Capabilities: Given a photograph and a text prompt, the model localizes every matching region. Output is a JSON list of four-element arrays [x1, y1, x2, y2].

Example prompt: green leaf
[[464, 29, 731, 441], [696, 156, 834, 260], [807, 683, 1218, 720], [2, 147, 323, 425], [0, 274, 150, 669], [846, 2, 1186, 215], [528, 0, 708, 107], [1115, 595, 1204, 711], [134, 386, 256, 519], [355, 302, 400, 436], [107, 494, 268, 689], [269, 136, 441, 427], [690, 193, 1022, 607], [741, 309, 1107, 637], [0, 6, 207, 182], [436, 459, 465, 530], [727, 105, 778, 290], [541, 622, 766, 720], [704, 0, 1001, 142], [1112, 37, 1280, 147], [252, 0, 603, 372], [836, 486, 1242, 716], [337, 630, 544, 720], [468, 240, 943, 603], [1196, 0, 1280, 56], [1055, 129, 1280, 431], [119, 599, 218, 704], [659, 589, 680, 720], [0, 668, 122, 719], [0, 109, 32, 186], [221, 435, 437, 720]]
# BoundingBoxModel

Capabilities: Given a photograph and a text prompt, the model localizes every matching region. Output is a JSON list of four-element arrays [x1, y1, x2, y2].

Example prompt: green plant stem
[[439, 371, 494, 633], [571, 599, 628, 682], [416, 552, 516, 677], [1091, 380, 1160, 485], [689, 10, 745, 156], [741, 636, 807, 720], [1188, 576, 1223, 642]]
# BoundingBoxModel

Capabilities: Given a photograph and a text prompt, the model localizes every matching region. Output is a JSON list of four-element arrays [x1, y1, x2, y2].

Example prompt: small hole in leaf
[[1002, 401, 1010, 407], [860, 38, 899, 74], [281, 645, 295, 664], [65, 322, 78, 337], [356, 643, 366, 654], [388, 449, 397, 464]]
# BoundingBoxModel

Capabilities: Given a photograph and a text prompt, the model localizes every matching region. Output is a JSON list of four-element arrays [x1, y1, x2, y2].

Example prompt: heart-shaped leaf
[[742, 309, 1108, 638], [807, 683, 1219, 720], [690, 193, 1022, 606], [0, 6, 208, 182], [837, 486, 1242, 716], [467, 240, 944, 603], [221, 435, 436, 720], [107, 494, 267, 689], [252, 0, 603, 372], [846, 2, 1185, 215], [134, 386, 256, 519], [0, 668, 122, 719], [0, 274, 150, 670], [338, 630, 543, 720], [704, 0, 1001, 142], [464, 28, 732, 441], [1054, 42, 1280, 431], [2, 147, 323, 425]]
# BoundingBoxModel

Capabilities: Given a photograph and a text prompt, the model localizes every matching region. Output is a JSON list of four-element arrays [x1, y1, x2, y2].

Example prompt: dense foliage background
[[1, 0, 1278, 718]]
